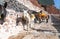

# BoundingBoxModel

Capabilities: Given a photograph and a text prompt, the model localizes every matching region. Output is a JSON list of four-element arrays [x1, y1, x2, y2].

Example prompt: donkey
[[0, 2, 7, 24], [16, 10, 35, 31], [28, 10, 49, 23]]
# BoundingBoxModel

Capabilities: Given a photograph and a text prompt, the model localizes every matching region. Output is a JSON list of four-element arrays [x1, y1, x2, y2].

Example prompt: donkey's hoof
[[24, 29, 28, 31]]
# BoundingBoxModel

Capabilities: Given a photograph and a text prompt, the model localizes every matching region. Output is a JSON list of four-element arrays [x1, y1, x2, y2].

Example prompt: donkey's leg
[[46, 17, 48, 23], [39, 18, 41, 23], [16, 20, 19, 26], [16, 18, 20, 26], [30, 20, 34, 28], [45, 16, 49, 23], [27, 24, 29, 31], [23, 24, 28, 31], [29, 23, 31, 28], [23, 24, 25, 30]]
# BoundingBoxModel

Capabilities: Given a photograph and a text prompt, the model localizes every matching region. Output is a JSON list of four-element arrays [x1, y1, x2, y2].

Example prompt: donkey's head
[[3, 2, 7, 8], [23, 9, 29, 17]]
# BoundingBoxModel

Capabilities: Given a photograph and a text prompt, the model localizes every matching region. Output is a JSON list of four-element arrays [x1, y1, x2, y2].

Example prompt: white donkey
[[16, 9, 35, 31]]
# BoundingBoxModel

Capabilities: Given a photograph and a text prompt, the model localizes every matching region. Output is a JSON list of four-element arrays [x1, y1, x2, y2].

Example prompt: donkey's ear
[[4, 2, 7, 8]]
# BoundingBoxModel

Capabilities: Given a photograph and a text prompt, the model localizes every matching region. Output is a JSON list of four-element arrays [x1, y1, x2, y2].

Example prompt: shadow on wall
[[51, 15, 60, 33]]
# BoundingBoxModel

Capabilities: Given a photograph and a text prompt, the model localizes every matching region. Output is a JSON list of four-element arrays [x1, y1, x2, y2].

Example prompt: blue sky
[[54, 0, 60, 9]]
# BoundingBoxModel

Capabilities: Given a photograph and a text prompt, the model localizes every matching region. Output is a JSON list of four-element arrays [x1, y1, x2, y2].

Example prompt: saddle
[[38, 13, 47, 17]]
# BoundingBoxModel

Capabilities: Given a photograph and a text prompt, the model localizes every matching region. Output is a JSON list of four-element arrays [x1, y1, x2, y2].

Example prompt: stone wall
[[4, 0, 41, 12], [4, 0, 29, 12]]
